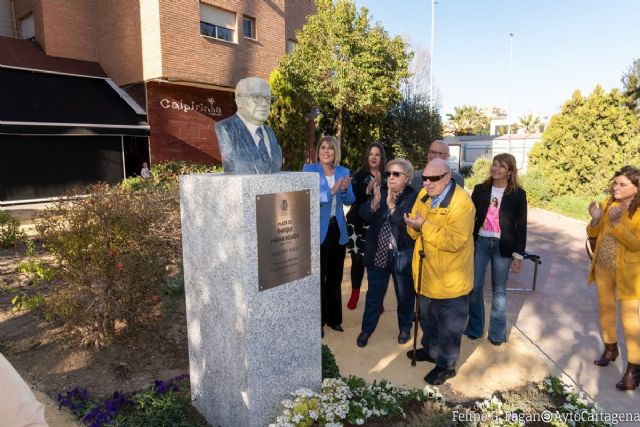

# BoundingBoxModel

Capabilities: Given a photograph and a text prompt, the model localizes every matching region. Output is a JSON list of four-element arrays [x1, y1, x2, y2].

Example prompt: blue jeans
[[420, 294, 469, 370], [361, 250, 415, 334], [465, 236, 511, 342]]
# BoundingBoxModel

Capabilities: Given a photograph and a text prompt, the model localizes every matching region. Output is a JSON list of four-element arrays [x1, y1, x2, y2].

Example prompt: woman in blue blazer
[[303, 136, 355, 337]]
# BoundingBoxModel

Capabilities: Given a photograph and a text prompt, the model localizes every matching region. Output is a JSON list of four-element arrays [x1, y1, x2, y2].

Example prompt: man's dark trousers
[[419, 293, 470, 370]]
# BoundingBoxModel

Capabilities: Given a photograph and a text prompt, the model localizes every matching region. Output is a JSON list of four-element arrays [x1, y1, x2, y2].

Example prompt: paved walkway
[[325, 208, 640, 420]]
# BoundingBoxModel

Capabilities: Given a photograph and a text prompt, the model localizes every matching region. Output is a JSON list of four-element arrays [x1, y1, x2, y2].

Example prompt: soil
[[0, 241, 190, 400]]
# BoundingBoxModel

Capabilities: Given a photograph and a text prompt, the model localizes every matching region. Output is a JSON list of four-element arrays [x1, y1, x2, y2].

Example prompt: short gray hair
[[386, 158, 414, 178]]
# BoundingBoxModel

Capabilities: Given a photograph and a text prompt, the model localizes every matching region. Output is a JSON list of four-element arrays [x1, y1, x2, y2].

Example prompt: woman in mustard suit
[[303, 136, 355, 337], [587, 165, 640, 390]]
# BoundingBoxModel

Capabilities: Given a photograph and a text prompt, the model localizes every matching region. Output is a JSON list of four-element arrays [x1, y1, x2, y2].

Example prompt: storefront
[[0, 66, 150, 204]]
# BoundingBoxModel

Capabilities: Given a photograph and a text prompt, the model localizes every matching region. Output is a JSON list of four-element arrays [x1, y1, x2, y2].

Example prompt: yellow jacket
[[407, 185, 475, 299], [587, 198, 640, 299]]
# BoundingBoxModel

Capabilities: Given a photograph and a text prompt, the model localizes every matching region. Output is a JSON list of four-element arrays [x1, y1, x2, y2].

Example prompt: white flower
[[355, 418, 365, 425]]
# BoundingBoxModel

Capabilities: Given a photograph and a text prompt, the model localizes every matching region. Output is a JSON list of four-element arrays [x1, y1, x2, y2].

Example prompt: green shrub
[[16, 241, 56, 285], [519, 169, 552, 206], [465, 158, 491, 190], [0, 211, 26, 248], [546, 194, 594, 222], [121, 161, 222, 192], [321, 344, 340, 379], [11, 291, 45, 312], [36, 183, 182, 346]]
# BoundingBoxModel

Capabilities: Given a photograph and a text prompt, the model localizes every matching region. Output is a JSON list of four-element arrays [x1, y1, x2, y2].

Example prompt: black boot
[[616, 362, 640, 390], [594, 343, 619, 367]]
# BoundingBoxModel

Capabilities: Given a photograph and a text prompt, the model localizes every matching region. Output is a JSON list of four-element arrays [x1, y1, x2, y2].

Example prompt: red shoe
[[347, 289, 360, 310]]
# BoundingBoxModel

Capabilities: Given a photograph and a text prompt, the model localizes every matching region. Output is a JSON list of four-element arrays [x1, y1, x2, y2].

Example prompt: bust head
[[235, 77, 273, 126]]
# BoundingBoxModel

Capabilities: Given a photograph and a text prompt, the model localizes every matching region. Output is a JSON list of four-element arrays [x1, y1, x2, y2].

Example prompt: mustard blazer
[[407, 184, 475, 299], [587, 199, 640, 299]]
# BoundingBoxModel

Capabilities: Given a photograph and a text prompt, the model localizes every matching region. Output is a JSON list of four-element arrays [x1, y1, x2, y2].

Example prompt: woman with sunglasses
[[356, 159, 418, 347], [346, 143, 387, 310], [303, 136, 355, 338], [464, 153, 527, 346], [587, 165, 640, 390]]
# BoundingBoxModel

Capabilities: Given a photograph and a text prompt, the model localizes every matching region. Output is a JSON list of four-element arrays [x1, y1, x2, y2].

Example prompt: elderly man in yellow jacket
[[404, 158, 475, 385]]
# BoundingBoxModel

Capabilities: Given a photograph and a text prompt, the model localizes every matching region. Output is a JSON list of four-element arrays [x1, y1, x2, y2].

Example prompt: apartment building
[[0, 0, 315, 202]]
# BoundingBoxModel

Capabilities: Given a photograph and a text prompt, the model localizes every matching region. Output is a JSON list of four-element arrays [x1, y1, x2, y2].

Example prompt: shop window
[[200, 3, 236, 42]]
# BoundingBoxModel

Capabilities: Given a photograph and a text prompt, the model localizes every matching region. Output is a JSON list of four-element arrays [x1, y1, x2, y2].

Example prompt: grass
[[530, 194, 594, 222]]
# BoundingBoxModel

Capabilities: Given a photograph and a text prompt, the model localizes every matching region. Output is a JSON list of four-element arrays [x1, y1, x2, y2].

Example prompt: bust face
[[236, 78, 272, 126]]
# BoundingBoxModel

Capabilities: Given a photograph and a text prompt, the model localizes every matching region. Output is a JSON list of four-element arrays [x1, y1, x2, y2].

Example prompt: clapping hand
[[404, 212, 424, 230], [588, 201, 603, 221], [371, 181, 382, 210], [340, 176, 351, 192], [609, 204, 623, 226]]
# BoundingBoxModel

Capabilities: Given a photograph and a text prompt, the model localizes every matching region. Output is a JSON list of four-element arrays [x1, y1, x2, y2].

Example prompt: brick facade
[[146, 81, 236, 164], [9, 0, 316, 165]]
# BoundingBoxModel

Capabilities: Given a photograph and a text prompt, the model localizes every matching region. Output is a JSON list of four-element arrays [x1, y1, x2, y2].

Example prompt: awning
[[0, 66, 150, 136]]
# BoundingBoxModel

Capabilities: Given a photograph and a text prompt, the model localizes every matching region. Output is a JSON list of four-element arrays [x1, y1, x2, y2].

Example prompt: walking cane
[[411, 249, 425, 367]]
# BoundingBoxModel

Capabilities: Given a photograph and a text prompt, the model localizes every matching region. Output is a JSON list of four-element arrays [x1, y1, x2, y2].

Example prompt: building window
[[19, 14, 35, 40], [242, 16, 256, 39], [286, 39, 297, 54], [199, 3, 236, 42]]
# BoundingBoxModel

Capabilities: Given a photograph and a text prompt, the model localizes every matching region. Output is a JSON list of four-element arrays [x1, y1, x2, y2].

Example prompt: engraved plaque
[[256, 190, 311, 291]]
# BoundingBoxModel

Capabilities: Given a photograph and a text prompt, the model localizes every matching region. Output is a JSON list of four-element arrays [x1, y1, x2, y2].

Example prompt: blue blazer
[[303, 163, 356, 245], [215, 113, 282, 174]]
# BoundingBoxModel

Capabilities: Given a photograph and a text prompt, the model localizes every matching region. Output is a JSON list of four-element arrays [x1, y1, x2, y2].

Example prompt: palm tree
[[518, 113, 542, 133], [446, 105, 489, 135]]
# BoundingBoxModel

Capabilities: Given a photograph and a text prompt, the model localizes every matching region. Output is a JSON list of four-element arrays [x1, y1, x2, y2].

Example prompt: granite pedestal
[[180, 172, 321, 427]]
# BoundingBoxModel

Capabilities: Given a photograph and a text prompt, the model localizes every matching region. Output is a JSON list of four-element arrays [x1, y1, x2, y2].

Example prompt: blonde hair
[[315, 135, 341, 165]]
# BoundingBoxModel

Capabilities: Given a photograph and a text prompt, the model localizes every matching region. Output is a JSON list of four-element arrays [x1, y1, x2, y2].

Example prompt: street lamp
[[507, 33, 514, 152], [429, 0, 437, 107]]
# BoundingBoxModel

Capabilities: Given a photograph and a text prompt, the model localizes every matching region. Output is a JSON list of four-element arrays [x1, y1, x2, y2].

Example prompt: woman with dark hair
[[346, 143, 386, 309], [465, 153, 527, 346], [587, 165, 640, 390], [303, 136, 355, 337], [356, 158, 417, 347]]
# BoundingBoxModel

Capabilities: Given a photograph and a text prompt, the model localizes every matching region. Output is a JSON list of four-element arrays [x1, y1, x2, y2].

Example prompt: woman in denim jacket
[[356, 159, 418, 347]]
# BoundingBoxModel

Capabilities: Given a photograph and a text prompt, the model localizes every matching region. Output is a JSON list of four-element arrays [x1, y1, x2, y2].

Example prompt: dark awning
[[0, 66, 150, 136]]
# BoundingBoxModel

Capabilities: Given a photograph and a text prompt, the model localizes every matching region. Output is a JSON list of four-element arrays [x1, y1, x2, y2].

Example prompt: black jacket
[[472, 183, 527, 258], [359, 186, 418, 269]]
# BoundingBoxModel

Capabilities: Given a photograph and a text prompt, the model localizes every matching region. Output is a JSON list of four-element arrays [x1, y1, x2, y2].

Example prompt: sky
[[354, 0, 640, 120]]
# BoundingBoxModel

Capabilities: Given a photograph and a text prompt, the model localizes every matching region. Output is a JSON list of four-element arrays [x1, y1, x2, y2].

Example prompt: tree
[[446, 105, 489, 135], [518, 113, 542, 133], [381, 95, 442, 168], [622, 56, 640, 110], [528, 86, 640, 197], [276, 0, 410, 166], [267, 70, 310, 171]]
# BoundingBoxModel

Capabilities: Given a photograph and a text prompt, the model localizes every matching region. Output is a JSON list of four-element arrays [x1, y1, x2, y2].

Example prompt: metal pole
[[507, 33, 514, 153], [429, 0, 436, 106]]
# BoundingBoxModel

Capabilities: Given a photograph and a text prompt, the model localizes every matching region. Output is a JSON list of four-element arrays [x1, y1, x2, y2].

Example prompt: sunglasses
[[385, 171, 405, 178], [422, 172, 449, 182]]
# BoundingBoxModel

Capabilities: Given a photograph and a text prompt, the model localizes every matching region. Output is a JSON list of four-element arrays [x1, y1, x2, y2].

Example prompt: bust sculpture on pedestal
[[215, 77, 283, 174]]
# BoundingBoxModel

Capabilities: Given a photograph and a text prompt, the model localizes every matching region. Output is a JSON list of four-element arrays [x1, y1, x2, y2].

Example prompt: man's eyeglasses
[[422, 172, 449, 182], [385, 171, 405, 178], [238, 94, 277, 104], [428, 150, 448, 157]]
